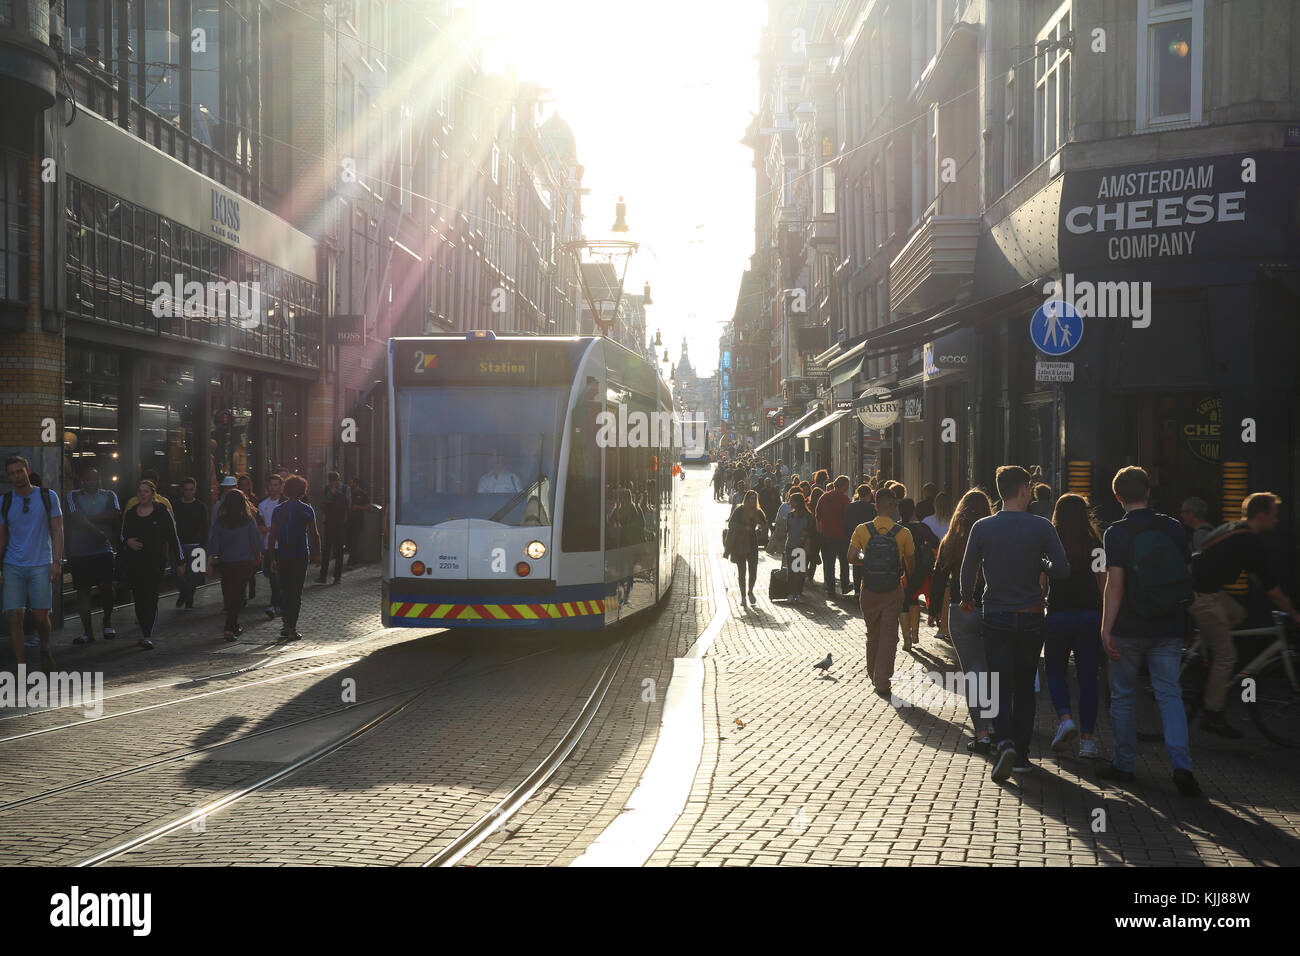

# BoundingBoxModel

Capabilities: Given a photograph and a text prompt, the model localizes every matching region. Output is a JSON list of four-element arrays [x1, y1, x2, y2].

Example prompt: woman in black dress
[[120, 479, 185, 649], [726, 489, 767, 607]]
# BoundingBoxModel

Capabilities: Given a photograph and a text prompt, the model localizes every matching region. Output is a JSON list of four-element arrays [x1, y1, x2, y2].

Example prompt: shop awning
[[754, 408, 819, 455], [863, 279, 1045, 359], [796, 407, 851, 439], [829, 356, 866, 388]]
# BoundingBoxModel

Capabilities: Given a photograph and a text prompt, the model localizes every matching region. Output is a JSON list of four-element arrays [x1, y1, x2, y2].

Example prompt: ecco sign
[[923, 328, 975, 381]]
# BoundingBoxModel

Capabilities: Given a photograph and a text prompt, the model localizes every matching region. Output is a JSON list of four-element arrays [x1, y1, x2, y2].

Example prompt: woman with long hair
[[728, 494, 764, 606], [208, 489, 264, 642], [899, 498, 941, 652], [806, 486, 824, 583], [922, 492, 952, 629], [120, 480, 185, 650], [934, 488, 995, 751], [782, 490, 815, 600], [812, 469, 829, 491], [1044, 493, 1107, 758], [726, 489, 767, 606]]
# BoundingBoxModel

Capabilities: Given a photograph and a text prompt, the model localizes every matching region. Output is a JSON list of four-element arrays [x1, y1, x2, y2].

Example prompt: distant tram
[[679, 420, 710, 464], [383, 333, 682, 630]]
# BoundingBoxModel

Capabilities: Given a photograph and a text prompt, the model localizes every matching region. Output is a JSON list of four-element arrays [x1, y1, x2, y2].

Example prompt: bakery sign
[[856, 401, 900, 429], [1058, 152, 1295, 267]]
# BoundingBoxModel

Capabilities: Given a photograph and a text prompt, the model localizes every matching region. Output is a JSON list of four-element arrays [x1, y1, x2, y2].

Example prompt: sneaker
[[234, 624, 244, 636], [1012, 760, 1034, 773], [1201, 709, 1244, 739], [72, 634, 94, 645], [184, 602, 193, 610], [265, 606, 278, 619], [966, 736, 992, 756], [1078, 737, 1100, 759], [224, 630, 237, 642], [1096, 763, 1136, 784], [284, 632, 302, 642], [175, 595, 186, 609], [1173, 768, 1202, 797], [992, 746, 1017, 783], [102, 626, 116, 640], [874, 686, 892, 700], [138, 638, 154, 650], [1051, 718, 1079, 753]]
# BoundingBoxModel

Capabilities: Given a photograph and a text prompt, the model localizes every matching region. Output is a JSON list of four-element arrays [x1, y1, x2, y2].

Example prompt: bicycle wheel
[[1245, 657, 1300, 747]]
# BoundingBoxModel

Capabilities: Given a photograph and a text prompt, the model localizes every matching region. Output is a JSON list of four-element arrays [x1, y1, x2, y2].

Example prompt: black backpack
[[862, 523, 903, 593], [1127, 517, 1194, 618]]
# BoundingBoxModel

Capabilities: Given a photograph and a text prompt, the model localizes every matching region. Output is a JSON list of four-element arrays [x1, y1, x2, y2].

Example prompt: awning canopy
[[796, 407, 851, 439], [862, 279, 1044, 359], [754, 408, 819, 455], [829, 357, 865, 389]]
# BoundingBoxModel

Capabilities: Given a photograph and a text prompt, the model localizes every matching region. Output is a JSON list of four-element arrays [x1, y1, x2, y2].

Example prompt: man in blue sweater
[[960, 465, 1071, 782]]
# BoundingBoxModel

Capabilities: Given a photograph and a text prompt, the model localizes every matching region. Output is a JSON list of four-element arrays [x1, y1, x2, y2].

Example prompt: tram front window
[[397, 387, 565, 527]]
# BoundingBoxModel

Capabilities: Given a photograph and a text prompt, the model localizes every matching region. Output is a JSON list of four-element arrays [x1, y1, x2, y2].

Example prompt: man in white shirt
[[478, 453, 522, 494], [258, 473, 287, 617]]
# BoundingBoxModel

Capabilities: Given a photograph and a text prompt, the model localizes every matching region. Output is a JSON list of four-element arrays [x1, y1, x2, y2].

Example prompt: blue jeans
[[948, 602, 991, 731], [1109, 636, 1191, 773], [982, 610, 1046, 757], [1044, 609, 1102, 733]]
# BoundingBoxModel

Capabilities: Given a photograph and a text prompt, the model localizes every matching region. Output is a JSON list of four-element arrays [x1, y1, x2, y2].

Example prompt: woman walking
[[1044, 493, 1106, 758], [120, 479, 185, 649], [899, 498, 941, 651], [934, 488, 995, 751], [922, 492, 952, 631], [269, 475, 321, 642], [726, 489, 767, 606], [782, 491, 815, 600], [208, 489, 264, 642]]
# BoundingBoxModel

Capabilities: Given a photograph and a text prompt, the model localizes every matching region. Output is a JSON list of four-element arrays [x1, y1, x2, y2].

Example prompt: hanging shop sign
[[903, 395, 923, 421], [922, 328, 975, 381], [856, 401, 900, 430]]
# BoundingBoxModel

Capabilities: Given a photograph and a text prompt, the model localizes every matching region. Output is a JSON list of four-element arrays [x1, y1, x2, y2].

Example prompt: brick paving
[[644, 492, 1300, 866]]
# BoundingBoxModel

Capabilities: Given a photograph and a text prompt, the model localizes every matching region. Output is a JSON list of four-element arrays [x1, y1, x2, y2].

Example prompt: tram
[[382, 332, 682, 630], [679, 420, 710, 464]]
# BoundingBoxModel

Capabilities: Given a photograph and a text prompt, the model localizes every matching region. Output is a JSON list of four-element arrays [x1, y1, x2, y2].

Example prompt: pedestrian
[[849, 488, 912, 698], [172, 476, 209, 611], [899, 497, 940, 651], [318, 471, 351, 585], [783, 491, 815, 600], [915, 482, 939, 522], [730, 478, 748, 507], [712, 462, 726, 501], [959, 465, 1070, 782], [1097, 466, 1200, 796], [125, 469, 174, 515], [812, 469, 829, 491], [120, 479, 185, 650], [346, 477, 370, 566], [806, 486, 824, 581], [842, 484, 877, 596], [758, 477, 781, 534], [1179, 497, 1216, 552], [236, 474, 258, 601], [269, 474, 321, 641], [1188, 491, 1300, 737], [65, 466, 121, 645], [922, 491, 951, 545], [815, 476, 852, 598], [208, 489, 264, 642], [725, 489, 766, 607], [258, 473, 286, 618], [1029, 482, 1056, 519], [0, 456, 63, 670], [933, 488, 995, 750], [1044, 493, 1107, 759]]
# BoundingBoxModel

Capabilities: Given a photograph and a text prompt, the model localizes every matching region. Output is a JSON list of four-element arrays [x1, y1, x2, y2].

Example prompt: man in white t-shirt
[[477, 453, 522, 494], [258, 473, 287, 618]]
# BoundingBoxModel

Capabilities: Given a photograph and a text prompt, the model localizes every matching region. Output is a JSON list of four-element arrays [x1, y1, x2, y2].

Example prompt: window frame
[[1136, 0, 1203, 130], [1033, 1, 1072, 167]]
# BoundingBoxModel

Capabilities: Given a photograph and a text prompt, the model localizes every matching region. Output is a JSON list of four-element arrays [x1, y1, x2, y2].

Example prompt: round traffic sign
[[1030, 299, 1083, 357]]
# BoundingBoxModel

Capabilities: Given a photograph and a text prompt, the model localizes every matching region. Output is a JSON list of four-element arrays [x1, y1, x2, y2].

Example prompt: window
[[871, 158, 885, 249], [1033, 2, 1071, 165], [0, 148, 30, 303], [911, 0, 936, 87], [1138, 0, 1202, 128], [885, 141, 898, 238], [821, 165, 836, 215], [491, 144, 500, 184], [1003, 72, 1016, 192], [869, 28, 883, 114]]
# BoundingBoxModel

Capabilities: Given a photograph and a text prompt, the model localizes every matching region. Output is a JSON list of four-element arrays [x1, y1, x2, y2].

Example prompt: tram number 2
[[412, 350, 438, 373]]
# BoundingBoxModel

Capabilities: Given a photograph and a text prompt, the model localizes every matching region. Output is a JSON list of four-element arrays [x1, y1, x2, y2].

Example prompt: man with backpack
[[959, 465, 1071, 782], [848, 488, 914, 699], [0, 456, 64, 670], [1098, 465, 1200, 796], [1189, 492, 1300, 738]]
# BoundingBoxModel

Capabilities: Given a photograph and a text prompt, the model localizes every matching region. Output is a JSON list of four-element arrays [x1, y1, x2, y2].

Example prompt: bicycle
[[1180, 610, 1300, 747]]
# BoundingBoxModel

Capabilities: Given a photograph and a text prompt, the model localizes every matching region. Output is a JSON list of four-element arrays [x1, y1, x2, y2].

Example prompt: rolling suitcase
[[768, 567, 789, 600]]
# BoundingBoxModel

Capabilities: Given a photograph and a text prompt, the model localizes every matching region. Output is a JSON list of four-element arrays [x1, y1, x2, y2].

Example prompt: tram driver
[[477, 452, 523, 494]]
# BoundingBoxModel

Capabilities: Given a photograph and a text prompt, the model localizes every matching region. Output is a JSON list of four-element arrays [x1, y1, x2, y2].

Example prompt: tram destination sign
[[392, 339, 574, 387]]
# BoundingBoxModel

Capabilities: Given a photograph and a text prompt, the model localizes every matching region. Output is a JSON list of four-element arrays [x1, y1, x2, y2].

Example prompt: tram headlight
[[524, 540, 546, 559], [515, 562, 531, 577], [399, 539, 418, 558]]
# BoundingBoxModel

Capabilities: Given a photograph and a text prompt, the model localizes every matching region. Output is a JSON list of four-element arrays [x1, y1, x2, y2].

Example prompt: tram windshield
[[396, 386, 566, 527]]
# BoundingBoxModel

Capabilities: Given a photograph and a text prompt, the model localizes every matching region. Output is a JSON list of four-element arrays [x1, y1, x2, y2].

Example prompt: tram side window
[[561, 379, 601, 552], [604, 394, 660, 549]]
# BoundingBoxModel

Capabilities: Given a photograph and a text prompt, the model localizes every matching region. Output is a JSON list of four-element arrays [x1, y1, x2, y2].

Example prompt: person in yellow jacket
[[124, 469, 173, 515], [848, 487, 914, 698]]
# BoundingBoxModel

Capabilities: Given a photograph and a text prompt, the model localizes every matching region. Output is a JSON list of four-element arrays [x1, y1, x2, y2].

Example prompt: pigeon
[[813, 653, 832, 675]]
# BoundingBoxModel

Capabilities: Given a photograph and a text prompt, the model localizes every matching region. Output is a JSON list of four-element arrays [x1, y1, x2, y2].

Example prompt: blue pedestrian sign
[[1030, 299, 1082, 356]]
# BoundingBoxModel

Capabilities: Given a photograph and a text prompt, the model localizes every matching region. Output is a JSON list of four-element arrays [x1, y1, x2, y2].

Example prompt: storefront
[[59, 109, 320, 502]]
